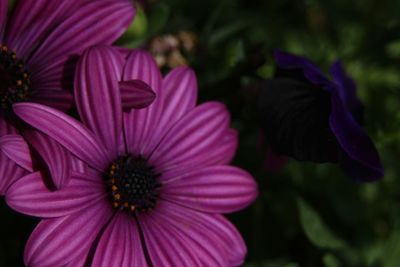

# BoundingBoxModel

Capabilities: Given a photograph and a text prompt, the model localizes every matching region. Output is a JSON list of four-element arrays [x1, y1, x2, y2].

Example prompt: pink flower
[[9, 46, 258, 267], [0, 0, 135, 194]]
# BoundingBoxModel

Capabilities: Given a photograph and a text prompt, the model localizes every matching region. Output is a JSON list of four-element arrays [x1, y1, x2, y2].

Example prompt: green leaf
[[147, 3, 170, 36], [298, 198, 346, 250], [323, 253, 342, 267], [117, 6, 148, 47], [386, 40, 400, 59]]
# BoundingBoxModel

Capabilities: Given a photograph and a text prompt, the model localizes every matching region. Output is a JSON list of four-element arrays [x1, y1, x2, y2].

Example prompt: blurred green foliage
[[2, 0, 400, 266]]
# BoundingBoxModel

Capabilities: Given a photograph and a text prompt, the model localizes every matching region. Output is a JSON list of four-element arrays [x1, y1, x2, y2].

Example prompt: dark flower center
[[103, 155, 161, 213], [0, 45, 30, 111]]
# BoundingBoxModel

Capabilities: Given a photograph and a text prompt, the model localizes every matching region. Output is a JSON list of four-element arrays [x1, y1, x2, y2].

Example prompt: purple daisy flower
[[257, 50, 383, 182], [9, 46, 258, 267], [0, 0, 135, 194]]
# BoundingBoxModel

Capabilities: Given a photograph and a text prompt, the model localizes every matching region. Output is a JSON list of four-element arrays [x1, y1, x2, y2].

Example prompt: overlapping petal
[[0, 114, 17, 136], [149, 102, 231, 174], [149, 66, 198, 144], [92, 212, 148, 267], [0, 134, 33, 171], [162, 166, 257, 213], [24, 130, 73, 189], [122, 50, 163, 156], [0, 152, 26, 195], [75, 46, 124, 159], [6, 172, 106, 218], [24, 202, 112, 267], [13, 103, 110, 170], [30, 89, 73, 111], [120, 80, 156, 110], [139, 201, 247, 266], [28, 0, 135, 80], [4, 0, 81, 58]]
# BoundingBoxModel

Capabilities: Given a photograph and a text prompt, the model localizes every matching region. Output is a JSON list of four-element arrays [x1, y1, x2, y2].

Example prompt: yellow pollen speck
[[111, 178, 116, 184], [16, 80, 22, 86], [124, 202, 129, 208], [111, 164, 117, 170], [23, 73, 28, 79], [114, 194, 121, 200], [113, 202, 119, 208], [130, 205, 136, 211], [2, 46, 7, 52], [111, 185, 118, 191]]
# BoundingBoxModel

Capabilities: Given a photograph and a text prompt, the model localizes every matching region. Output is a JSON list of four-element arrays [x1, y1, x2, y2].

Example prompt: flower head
[[10, 46, 258, 266], [258, 50, 383, 181], [0, 0, 135, 194]]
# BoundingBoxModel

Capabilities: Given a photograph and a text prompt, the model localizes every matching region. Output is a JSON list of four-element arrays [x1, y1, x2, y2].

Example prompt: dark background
[[2, 0, 400, 266]]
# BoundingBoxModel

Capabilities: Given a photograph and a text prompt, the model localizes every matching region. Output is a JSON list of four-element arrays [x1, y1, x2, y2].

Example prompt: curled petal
[[122, 50, 163, 156], [24, 130, 73, 189], [14, 103, 110, 171], [0, 152, 26, 195], [330, 92, 384, 181], [6, 171, 106, 218], [120, 80, 156, 110], [0, 134, 33, 171]]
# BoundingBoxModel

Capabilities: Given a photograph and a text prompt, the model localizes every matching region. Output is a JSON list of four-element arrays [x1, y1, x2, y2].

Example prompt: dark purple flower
[[9, 46, 258, 266], [258, 50, 383, 182], [0, 0, 135, 194]]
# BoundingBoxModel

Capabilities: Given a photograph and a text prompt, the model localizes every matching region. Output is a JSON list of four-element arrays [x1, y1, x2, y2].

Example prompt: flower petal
[[329, 92, 384, 181], [0, 152, 26, 195], [24, 202, 112, 267], [0, 113, 17, 136], [149, 102, 231, 174], [27, 0, 134, 80], [273, 50, 329, 86], [330, 60, 364, 124], [24, 130, 72, 189], [0, 134, 33, 171], [120, 80, 156, 110], [75, 46, 123, 159], [5, 0, 82, 58], [6, 171, 106, 218], [30, 89, 73, 111], [122, 50, 163, 156], [257, 77, 339, 162], [13, 102, 110, 170], [139, 201, 246, 266], [0, 0, 7, 41], [92, 212, 148, 267], [146, 66, 198, 147], [162, 166, 258, 213]]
